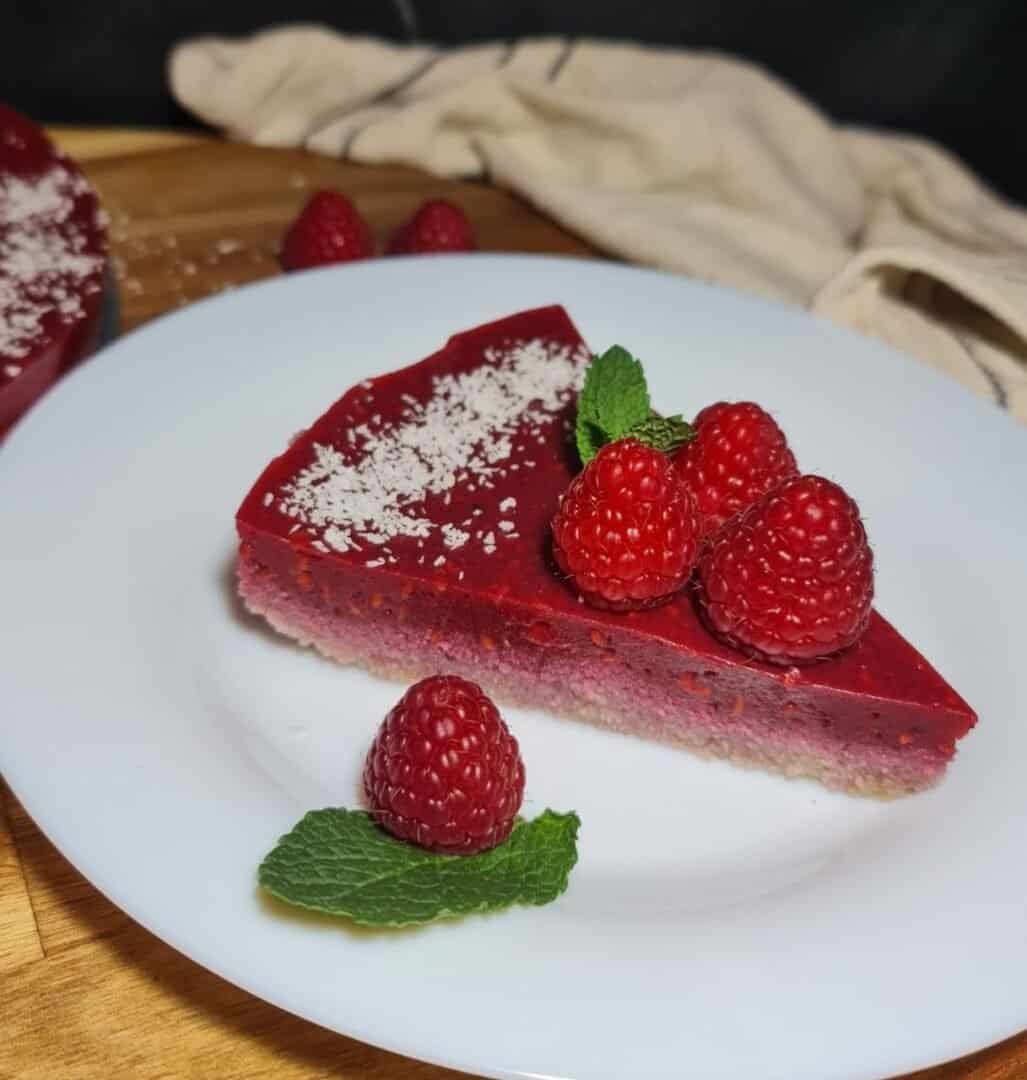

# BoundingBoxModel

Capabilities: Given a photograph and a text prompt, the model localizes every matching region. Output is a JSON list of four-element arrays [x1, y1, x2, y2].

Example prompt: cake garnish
[[274, 337, 587, 562], [574, 345, 692, 466], [363, 675, 525, 854], [671, 401, 799, 541], [259, 807, 579, 929], [697, 474, 875, 665], [554, 347, 699, 610], [561, 349, 874, 660], [552, 436, 701, 611], [258, 676, 579, 928]]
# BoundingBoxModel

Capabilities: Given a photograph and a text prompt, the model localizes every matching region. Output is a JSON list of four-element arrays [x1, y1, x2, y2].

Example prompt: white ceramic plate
[[3, 256, 1026, 1080]]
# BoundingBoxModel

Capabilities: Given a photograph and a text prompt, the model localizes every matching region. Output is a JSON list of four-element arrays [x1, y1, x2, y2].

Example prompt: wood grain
[[75, 139, 596, 336], [46, 125, 210, 162], [1, 130, 1024, 1080], [0, 796, 44, 972]]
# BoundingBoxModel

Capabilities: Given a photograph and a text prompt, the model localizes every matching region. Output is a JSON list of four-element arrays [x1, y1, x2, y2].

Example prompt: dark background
[[4, 0, 1026, 200]]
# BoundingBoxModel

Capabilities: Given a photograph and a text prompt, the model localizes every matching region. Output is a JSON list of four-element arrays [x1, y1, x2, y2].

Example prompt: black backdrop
[[4, 0, 1026, 200]]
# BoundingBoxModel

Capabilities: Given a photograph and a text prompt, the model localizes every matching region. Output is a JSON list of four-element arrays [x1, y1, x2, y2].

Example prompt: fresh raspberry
[[363, 675, 525, 855], [387, 199, 476, 254], [552, 437, 700, 611], [696, 474, 874, 665], [672, 401, 798, 541], [280, 190, 373, 270]]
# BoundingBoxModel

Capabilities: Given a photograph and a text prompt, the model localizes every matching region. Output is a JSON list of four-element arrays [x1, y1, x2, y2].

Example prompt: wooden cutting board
[[62, 133, 597, 336], [1, 131, 1023, 1080]]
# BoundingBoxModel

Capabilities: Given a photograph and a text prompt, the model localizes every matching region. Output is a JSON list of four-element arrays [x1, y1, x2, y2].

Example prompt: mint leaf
[[576, 346, 651, 465], [575, 417, 607, 467], [259, 808, 580, 928], [624, 414, 695, 454]]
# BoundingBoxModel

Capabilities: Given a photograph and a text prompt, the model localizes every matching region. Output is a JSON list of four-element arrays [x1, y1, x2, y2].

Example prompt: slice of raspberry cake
[[235, 305, 975, 796], [0, 105, 107, 437]]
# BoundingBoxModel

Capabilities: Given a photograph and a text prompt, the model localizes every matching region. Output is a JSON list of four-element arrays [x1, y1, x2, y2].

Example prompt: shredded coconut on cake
[[0, 162, 103, 360], [441, 523, 470, 550], [279, 338, 586, 555]]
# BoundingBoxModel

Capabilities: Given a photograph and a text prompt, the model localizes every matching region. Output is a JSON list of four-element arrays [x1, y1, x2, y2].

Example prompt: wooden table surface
[[1, 127, 1024, 1080]]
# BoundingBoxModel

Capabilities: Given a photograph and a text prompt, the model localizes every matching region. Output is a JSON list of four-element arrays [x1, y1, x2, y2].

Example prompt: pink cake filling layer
[[238, 556, 947, 797]]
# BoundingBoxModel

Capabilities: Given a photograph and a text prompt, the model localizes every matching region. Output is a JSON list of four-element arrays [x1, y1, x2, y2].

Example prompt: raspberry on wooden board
[[280, 190, 373, 270], [388, 199, 476, 254]]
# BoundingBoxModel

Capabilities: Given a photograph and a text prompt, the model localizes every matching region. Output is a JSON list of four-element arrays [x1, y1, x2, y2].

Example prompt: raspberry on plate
[[363, 675, 525, 855], [697, 474, 874, 665], [280, 190, 373, 270], [387, 199, 476, 254], [672, 401, 798, 541], [552, 437, 700, 611]]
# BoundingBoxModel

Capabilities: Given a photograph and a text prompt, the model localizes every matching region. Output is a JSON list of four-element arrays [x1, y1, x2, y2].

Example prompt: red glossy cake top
[[241, 306, 589, 584], [238, 305, 974, 723], [0, 105, 106, 384]]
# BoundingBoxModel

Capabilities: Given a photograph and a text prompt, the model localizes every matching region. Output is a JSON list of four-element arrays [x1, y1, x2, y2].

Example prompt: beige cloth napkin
[[171, 28, 1027, 421]]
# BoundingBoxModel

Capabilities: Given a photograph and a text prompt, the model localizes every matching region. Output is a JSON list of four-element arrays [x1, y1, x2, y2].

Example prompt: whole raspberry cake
[[0, 105, 107, 437], [236, 306, 976, 796]]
